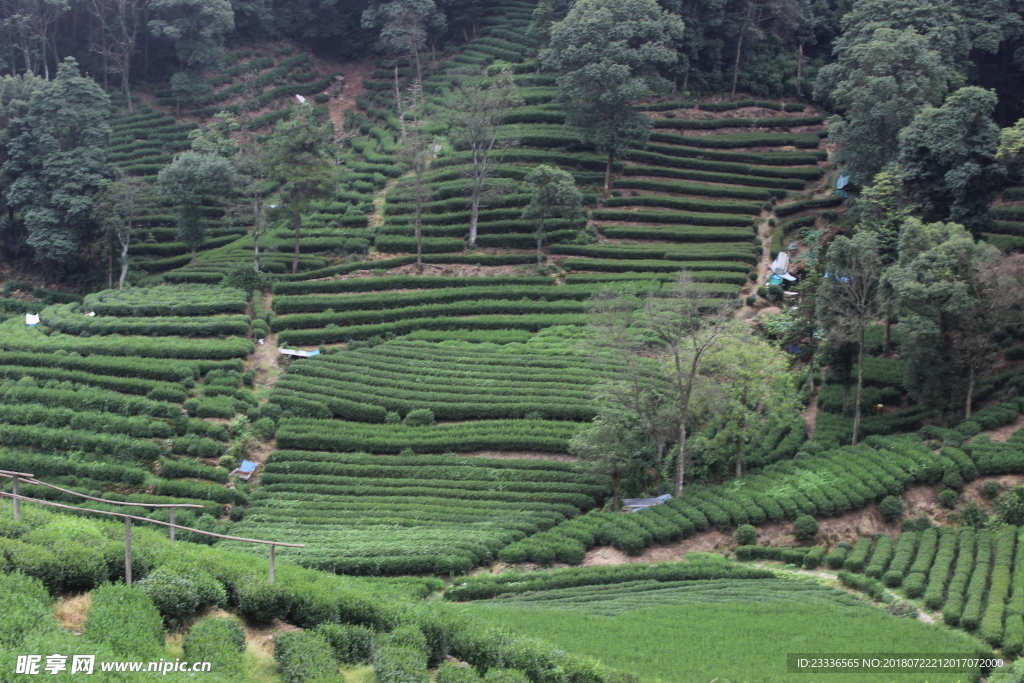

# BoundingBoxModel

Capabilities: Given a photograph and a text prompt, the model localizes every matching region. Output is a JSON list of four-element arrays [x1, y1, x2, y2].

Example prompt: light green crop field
[[465, 579, 991, 683]]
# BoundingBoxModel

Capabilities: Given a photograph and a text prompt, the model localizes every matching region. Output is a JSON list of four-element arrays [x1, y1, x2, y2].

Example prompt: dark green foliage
[[843, 537, 872, 572], [734, 524, 757, 546], [938, 488, 957, 509], [792, 515, 818, 542], [923, 528, 957, 610], [374, 645, 429, 683], [864, 535, 893, 579], [183, 617, 246, 675], [802, 545, 826, 569], [83, 583, 164, 658], [994, 486, 1024, 524], [317, 623, 374, 664], [879, 495, 904, 523], [275, 630, 337, 683], [136, 565, 227, 626], [237, 578, 292, 625], [903, 572, 926, 598], [943, 528, 977, 626], [837, 572, 888, 602]]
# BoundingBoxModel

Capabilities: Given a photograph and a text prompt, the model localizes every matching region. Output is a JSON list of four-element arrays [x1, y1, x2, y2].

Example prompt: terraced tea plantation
[[0, 285, 261, 527]]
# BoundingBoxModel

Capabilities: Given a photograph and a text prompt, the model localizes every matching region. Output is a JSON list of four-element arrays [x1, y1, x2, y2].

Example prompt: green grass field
[[465, 578, 990, 683]]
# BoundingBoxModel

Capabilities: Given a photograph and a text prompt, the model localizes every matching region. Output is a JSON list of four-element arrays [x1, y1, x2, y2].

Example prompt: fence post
[[11, 475, 19, 521], [268, 544, 275, 584], [124, 516, 132, 585], [169, 507, 176, 543]]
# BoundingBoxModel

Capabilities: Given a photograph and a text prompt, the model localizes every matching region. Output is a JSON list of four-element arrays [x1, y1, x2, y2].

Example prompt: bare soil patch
[[986, 413, 1024, 442], [53, 592, 91, 633]]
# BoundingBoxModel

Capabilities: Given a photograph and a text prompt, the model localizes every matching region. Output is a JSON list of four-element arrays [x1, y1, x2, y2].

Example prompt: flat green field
[[465, 580, 991, 683]]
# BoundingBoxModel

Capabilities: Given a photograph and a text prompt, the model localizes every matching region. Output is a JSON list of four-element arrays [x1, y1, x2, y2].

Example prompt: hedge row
[[1003, 529, 1024, 657], [622, 164, 807, 190], [643, 141, 824, 166], [271, 298, 585, 332], [651, 115, 825, 130], [843, 537, 872, 573], [624, 149, 824, 180], [550, 243, 758, 263], [0, 403, 173, 439], [602, 195, 762, 215], [612, 177, 780, 201], [559, 258, 748, 273], [959, 530, 994, 631], [864, 535, 893, 578], [647, 131, 821, 149], [41, 306, 251, 338], [774, 196, 844, 217], [980, 526, 1017, 646], [273, 284, 594, 315], [923, 528, 957, 610], [600, 226, 754, 244], [943, 528, 978, 626], [0, 363, 183, 399], [0, 423, 162, 461], [276, 418, 579, 455], [277, 313, 586, 345], [0, 382, 180, 418]]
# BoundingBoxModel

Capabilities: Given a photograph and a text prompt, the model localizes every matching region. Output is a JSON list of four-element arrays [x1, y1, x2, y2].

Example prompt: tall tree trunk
[[965, 365, 975, 419], [735, 434, 743, 479], [107, 243, 113, 289], [291, 208, 301, 274], [253, 218, 261, 274], [190, 246, 197, 265], [535, 215, 544, 266], [604, 148, 614, 197], [730, 21, 745, 98], [882, 317, 891, 355], [852, 327, 865, 445], [673, 351, 695, 497], [796, 43, 803, 96], [469, 190, 481, 245], [611, 469, 620, 511], [394, 65, 406, 144], [122, 68, 132, 112], [118, 238, 129, 289]]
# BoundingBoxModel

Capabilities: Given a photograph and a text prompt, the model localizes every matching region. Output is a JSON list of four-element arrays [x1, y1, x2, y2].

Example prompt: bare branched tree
[[88, 0, 144, 111], [817, 231, 881, 445]]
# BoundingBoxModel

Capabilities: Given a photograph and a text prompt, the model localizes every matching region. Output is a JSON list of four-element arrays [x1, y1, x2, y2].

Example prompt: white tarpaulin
[[769, 252, 797, 281], [279, 348, 321, 358], [25, 313, 39, 326]]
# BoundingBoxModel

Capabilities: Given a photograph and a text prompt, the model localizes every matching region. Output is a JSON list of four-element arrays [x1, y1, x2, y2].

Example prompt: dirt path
[[985, 413, 1024, 442], [803, 392, 818, 437], [320, 56, 376, 140]]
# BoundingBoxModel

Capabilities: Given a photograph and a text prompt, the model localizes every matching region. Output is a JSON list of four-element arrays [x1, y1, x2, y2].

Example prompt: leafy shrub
[[734, 524, 757, 546], [802, 545, 826, 569], [938, 488, 957, 509], [317, 623, 374, 664], [864, 535, 893, 579], [843, 537, 872, 573], [182, 617, 245, 675], [792, 515, 818, 542], [958, 421, 981, 437], [136, 565, 227, 626], [404, 408, 436, 427], [374, 645, 429, 683], [83, 583, 164, 658], [437, 662, 482, 683], [903, 572, 926, 598], [838, 571, 888, 602], [237, 577, 292, 624], [983, 480, 1001, 500], [879, 495, 904, 523], [275, 630, 337, 683], [825, 547, 847, 569]]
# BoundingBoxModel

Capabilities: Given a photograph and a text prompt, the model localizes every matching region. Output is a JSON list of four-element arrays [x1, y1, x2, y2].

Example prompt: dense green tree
[[856, 164, 910, 264], [4, 57, 108, 266], [520, 165, 584, 266], [92, 175, 152, 289], [188, 111, 239, 158], [155, 152, 234, 264], [884, 219, 1024, 420], [265, 106, 340, 273], [817, 231, 882, 445], [697, 325, 802, 478], [361, 0, 445, 86], [541, 0, 684, 195], [148, 0, 234, 71], [997, 117, 1024, 179], [897, 86, 1004, 232], [816, 28, 949, 183], [446, 69, 522, 246], [569, 408, 649, 511]]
